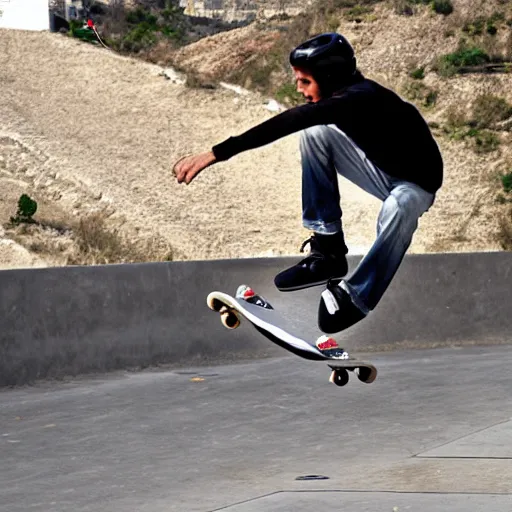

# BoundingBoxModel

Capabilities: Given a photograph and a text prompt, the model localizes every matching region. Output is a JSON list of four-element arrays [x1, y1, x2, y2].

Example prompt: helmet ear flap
[[310, 55, 357, 95]]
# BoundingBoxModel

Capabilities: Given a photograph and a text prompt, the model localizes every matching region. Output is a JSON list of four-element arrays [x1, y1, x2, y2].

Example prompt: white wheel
[[207, 295, 224, 312], [329, 369, 349, 387], [356, 366, 377, 384], [220, 309, 240, 329]]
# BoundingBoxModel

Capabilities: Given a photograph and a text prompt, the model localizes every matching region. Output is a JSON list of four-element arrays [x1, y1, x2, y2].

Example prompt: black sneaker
[[274, 233, 348, 292], [318, 279, 366, 333]]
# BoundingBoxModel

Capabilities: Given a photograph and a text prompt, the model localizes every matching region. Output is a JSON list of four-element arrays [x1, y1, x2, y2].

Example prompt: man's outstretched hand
[[173, 151, 217, 185]]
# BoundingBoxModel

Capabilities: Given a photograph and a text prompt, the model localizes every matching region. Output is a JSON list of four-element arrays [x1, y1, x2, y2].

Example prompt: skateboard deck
[[207, 285, 377, 387]]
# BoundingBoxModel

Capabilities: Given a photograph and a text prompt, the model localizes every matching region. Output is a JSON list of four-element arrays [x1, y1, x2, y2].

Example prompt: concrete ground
[[1, 345, 512, 512]]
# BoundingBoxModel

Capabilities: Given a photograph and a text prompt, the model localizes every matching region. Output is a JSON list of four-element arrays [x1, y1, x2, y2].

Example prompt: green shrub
[[10, 194, 38, 225], [436, 46, 490, 76], [445, 47, 490, 66], [442, 105, 501, 153], [409, 66, 425, 80], [462, 17, 486, 36], [490, 11, 505, 23], [162, 4, 184, 20], [121, 24, 157, 52], [473, 130, 500, 153], [425, 89, 438, 107], [105, 2, 186, 53], [432, 0, 453, 15], [486, 22, 498, 35], [463, 13, 504, 36], [403, 81, 438, 108], [501, 172, 512, 193], [125, 8, 158, 26]]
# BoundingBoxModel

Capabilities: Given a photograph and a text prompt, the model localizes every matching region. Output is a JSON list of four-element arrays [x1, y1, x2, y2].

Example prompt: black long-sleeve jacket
[[212, 77, 443, 194]]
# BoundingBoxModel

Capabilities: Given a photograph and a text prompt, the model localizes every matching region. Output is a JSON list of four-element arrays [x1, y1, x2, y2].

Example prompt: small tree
[[10, 194, 38, 225]]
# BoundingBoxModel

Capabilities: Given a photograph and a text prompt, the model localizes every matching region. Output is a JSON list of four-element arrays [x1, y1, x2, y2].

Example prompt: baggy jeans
[[300, 124, 435, 313]]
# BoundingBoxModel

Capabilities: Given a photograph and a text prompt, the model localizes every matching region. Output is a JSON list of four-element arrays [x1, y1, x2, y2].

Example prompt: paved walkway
[[1, 345, 511, 511]]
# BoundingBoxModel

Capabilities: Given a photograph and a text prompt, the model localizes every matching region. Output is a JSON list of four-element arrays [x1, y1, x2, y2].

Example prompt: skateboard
[[206, 285, 377, 387]]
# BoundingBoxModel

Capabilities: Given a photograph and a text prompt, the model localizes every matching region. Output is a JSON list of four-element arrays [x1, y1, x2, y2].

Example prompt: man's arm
[[173, 151, 216, 185], [173, 99, 342, 184], [212, 101, 338, 161]]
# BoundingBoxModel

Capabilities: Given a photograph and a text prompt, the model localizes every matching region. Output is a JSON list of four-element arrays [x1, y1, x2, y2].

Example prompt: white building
[[0, 0, 50, 30]]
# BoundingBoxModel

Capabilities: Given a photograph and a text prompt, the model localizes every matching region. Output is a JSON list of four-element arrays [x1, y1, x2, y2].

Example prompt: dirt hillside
[[1, 1, 511, 269]]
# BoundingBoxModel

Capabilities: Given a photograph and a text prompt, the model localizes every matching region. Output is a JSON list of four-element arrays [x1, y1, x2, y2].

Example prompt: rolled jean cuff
[[303, 219, 342, 234]]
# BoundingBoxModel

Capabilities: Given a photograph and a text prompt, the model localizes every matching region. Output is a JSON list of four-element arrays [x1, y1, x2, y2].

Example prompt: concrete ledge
[[337, 251, 512, 350], [0, 258, 294, 387], [1, 252, 511, 386]]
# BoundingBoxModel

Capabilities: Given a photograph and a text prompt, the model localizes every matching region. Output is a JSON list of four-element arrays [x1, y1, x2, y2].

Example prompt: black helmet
[[289, 33, 357, 94]]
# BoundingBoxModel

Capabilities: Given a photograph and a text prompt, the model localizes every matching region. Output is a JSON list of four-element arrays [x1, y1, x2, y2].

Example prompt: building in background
[[64, 0, 84, 20], [0, 0, 50, 30]]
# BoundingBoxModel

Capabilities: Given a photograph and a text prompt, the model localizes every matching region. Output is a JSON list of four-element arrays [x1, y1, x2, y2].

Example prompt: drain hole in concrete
[[295, 475, 330, 481]]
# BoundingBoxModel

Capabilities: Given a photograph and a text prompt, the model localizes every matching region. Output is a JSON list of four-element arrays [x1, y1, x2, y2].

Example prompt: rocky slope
[[1, 1, 511, 269]]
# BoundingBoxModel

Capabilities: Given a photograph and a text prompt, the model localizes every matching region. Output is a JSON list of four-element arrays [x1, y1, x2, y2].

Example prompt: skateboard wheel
[[329, 369, 349, 387], [220, 309, 240, 329], [356, 367, 377, 384], [207, 296, 224, 312]]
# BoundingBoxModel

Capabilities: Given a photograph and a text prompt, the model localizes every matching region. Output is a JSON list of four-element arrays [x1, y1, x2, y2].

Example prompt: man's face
[[293, 67, 322, 104]]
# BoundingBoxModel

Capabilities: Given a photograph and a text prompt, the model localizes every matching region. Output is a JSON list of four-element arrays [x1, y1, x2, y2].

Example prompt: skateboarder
[[173, 32, 443, 333]]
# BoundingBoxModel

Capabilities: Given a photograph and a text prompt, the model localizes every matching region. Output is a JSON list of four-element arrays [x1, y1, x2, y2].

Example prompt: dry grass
[[497, 206, 512, 250], [4, 211, 173, 267], [68, 212, 173, 265], [402, 80, 439, 108], [472, 94, 512, 129]]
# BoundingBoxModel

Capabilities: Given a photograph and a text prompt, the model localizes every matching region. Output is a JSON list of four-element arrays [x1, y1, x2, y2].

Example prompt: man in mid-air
[[173, 32, 443, 333]]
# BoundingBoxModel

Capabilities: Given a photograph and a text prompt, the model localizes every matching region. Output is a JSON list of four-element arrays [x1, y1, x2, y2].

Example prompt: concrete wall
[[0, 0, 49, 31], [1, 252, 511, 387]]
